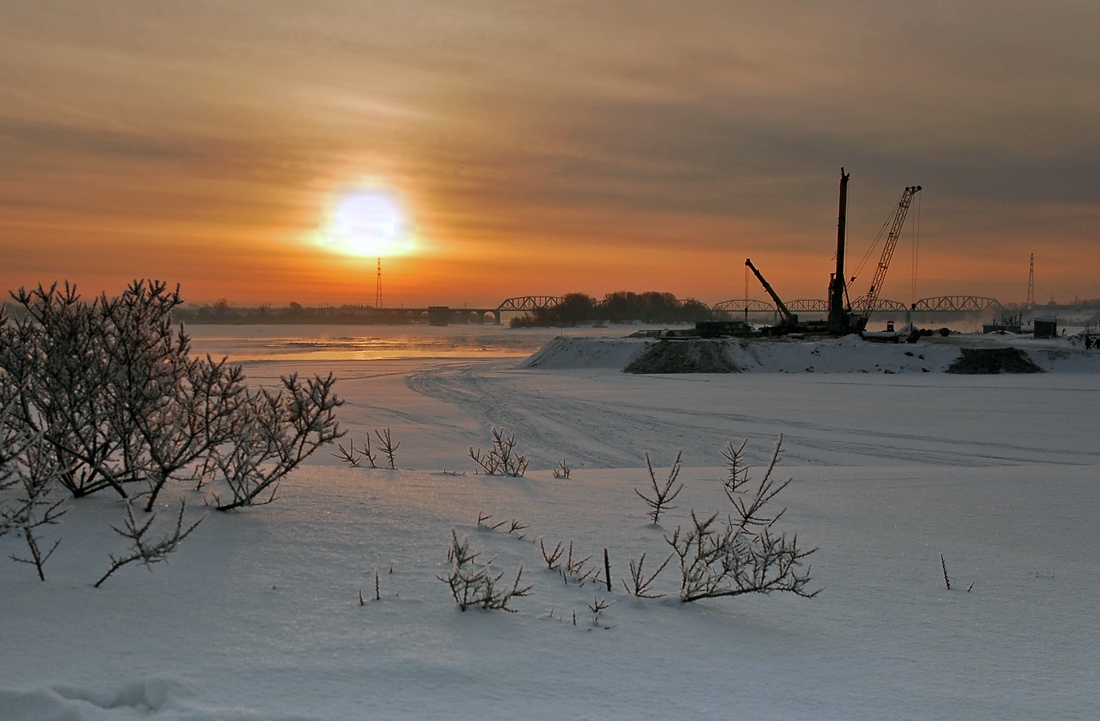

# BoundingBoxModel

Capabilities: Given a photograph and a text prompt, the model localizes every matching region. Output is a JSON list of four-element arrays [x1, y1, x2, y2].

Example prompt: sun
[[318, 188, 414, 257]]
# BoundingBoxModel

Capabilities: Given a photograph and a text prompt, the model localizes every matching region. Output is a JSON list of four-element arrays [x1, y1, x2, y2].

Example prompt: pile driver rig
[[747, 168, 921, 335]]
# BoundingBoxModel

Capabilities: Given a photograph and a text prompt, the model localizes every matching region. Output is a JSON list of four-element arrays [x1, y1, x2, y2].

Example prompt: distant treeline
[[172, 301, 417, 325], [510, 291, 714, 327]]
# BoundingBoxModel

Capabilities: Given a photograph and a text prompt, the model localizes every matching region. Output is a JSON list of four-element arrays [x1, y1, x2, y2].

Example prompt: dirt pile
[[624, 339, 740, 374], [946, 347, 1044, 374]]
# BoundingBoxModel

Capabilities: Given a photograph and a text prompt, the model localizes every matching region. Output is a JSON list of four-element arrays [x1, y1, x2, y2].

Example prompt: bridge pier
[[426, 307, 502, 326]]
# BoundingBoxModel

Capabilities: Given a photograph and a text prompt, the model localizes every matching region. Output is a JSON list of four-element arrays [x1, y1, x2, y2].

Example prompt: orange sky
[[2, 2, 1097, 309]]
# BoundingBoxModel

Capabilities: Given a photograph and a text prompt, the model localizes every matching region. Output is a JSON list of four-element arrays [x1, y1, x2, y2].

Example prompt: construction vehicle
[[740, 169, 920, 337], [828, 170, 921, 334], [848, 184, 922, 327], [745, 258, 798, 329]]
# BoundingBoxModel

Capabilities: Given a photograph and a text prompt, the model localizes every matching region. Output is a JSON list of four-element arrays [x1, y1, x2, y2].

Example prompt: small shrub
[[666, 436, 818, 602], [439, 530, 532, 612], [469, 427, 528, 477]]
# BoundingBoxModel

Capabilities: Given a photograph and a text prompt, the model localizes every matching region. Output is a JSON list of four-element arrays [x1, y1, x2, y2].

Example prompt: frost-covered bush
[[469, 427, 528, 477], [0, 281, 344, 581], [439, 530, 532, 612], [666, 436, 818, 602]]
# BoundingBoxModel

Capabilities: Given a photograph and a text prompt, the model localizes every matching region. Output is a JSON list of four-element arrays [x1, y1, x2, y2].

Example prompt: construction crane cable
[[850, 192, 900, 283], [850, 184, 921, 320]]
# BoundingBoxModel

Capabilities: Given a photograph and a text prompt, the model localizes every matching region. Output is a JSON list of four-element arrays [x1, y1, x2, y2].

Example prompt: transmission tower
[[1026, 253, 1035, 308], [375, 258, 383, 309]]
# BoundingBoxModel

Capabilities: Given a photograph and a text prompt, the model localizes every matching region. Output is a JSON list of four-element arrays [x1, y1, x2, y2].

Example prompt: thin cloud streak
[[0, 1, 1096, 305]]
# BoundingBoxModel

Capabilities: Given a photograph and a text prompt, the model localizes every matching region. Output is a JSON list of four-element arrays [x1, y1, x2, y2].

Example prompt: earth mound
[[624, 339, 740, 374], [946, 347, 1044, 374], [517, 336, 650, 369]]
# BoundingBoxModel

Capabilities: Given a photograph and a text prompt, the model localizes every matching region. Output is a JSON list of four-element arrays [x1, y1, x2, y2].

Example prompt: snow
[[3, 327, 1099, 720], [521, 331, 1100, 374]]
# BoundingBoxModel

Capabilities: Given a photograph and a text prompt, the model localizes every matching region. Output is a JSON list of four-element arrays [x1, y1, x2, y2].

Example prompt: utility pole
[[1026, 253, 1035, 308], [375, 258, 383, 309]]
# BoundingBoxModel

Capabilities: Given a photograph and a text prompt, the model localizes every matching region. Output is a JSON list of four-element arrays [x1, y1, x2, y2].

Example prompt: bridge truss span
[[497, 296, 564, 312], [787, 299, 829, 312], [913, 296, 1001, 313], [712, 299, 776, 313], [849, 298, 910, 313]]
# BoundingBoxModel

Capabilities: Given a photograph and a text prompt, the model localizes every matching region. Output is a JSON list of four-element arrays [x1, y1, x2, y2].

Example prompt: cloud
[[1, 0, 1097, 302]]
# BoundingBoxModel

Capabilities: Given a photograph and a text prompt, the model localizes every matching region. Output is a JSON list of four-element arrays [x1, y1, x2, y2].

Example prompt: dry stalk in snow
[[623, 552, 672, 599], [634, 451, 683, 525], [375, 428, 399, 470]]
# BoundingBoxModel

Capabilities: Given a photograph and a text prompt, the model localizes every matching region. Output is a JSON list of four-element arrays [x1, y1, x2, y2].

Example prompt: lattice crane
[[851, 184, 922, 323]]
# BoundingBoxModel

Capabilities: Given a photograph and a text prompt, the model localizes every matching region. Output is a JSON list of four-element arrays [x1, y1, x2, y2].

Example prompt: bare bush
[[634, 450, 683, 525], [469, 427, 528, 477], [666, 436, 818, 603], [94, 501, 203, 588], [553, 457, 571, 479], [0, 281, 345, 579], [1, 435, 66, 581], [1, 360, 66, 580], [211, 373, 343, 511], [0, 281, 344, 511], [439, 530, 532, 612]]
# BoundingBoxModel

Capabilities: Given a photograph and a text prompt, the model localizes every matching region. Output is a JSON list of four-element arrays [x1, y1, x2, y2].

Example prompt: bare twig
[[540, 538, 565, 570], [94, 501, 203, 588], [333, 438, 363, 467], [623, 552, 672, 599], [634, 451, 683, 525], [375, 428, 399, 470], [585, 595, 614, 627]]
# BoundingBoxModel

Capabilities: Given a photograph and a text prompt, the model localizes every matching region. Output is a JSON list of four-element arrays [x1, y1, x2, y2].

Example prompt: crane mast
[[827, 168, 852, 334], [745, 258, 797, 326], [852, 184, 922, 322]]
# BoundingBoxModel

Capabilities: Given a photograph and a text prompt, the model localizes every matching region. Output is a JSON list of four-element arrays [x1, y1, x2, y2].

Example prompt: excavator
[[746, 169, 920, 336]]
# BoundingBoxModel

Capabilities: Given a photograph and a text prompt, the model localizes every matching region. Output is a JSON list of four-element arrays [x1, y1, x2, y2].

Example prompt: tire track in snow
[[405, 363, 1085, 469]]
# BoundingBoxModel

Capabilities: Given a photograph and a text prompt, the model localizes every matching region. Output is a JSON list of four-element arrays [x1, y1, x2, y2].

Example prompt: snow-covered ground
[[3, 328, 1099, 720], [520, 330, 1100, 373]]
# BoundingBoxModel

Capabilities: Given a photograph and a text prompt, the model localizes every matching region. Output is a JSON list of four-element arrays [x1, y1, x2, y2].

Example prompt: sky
[[1, 1, 1097, 309]]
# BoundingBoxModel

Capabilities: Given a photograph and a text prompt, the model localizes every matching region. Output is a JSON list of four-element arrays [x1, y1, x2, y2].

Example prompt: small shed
[[1033, 316, 1057, 339]]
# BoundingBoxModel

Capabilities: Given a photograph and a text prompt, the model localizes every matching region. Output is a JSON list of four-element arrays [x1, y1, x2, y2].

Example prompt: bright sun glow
[[319, 188, 414, 257]]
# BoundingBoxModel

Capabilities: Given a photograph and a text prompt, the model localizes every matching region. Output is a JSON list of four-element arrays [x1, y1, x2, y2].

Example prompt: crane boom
[[853, 184, 921, 320], [745, 258, 797, 326]]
